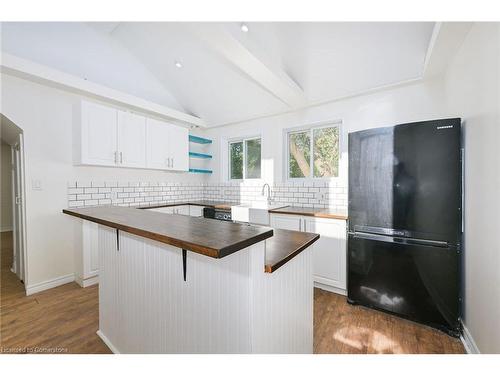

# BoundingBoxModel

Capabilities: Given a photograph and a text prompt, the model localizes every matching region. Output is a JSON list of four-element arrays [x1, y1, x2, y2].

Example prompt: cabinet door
[[175, 205, 190, 215], [169, 124, 189, 171], [304, 217, 347, 291], [189, 205, 204, 217], [82, 221, 99, 280], [117, 111, 147, 168], [81, 101, 117, 166], [146, 118, 170, 170], [270, 214, 302, 231]]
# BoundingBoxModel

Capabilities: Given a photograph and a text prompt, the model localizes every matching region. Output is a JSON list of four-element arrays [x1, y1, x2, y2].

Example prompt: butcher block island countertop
[[63, 206, 272, 259], [63, 206, 319, 273]]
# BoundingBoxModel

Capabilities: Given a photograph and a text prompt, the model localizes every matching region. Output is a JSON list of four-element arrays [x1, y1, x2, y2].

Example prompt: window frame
[[284, 120, 342, 181], [228, 136, 262, 181]]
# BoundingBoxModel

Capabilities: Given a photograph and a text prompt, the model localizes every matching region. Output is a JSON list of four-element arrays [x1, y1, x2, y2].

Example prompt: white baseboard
[[314, 281, 347, 296], [96, 330, 119, 354], [0, 227, 13, 232], [461, 321, 480, 354], [75, 275, 99, 288], [25, 273, 75, 296]]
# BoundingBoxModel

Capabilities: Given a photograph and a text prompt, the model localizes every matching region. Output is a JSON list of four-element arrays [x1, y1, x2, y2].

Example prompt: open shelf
[[189, 135, 212, 144], [189, 151, 212, 159], [189, 168, 213, 174]]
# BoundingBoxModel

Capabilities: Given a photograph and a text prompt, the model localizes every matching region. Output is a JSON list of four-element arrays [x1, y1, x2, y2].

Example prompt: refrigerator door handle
[[350, 231, 449, 248]]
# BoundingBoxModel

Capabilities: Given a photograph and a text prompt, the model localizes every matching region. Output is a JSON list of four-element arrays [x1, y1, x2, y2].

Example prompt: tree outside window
[[229, 137, 261, 180], [288, 124, 340, 179]]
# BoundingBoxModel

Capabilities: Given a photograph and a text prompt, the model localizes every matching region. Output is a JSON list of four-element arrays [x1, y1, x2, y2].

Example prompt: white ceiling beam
[[188, 24, 307, 109], [0, 53, 206, 128], [423, 22, 474, 79]]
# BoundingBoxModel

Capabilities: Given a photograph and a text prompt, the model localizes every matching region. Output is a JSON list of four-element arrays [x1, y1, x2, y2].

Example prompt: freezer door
[[347, 233, 460, 335], [348, 118, 462, 244]]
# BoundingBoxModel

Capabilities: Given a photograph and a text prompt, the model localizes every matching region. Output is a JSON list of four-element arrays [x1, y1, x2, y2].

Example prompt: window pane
[[313, 126, 339, 178], [230, 142, 243, 179], [245, 138, 261, 179], [289, 131, 310, 178]]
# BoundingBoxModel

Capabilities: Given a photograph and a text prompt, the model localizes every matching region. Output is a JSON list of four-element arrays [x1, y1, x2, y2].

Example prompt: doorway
[[1, 114, 27, 289]]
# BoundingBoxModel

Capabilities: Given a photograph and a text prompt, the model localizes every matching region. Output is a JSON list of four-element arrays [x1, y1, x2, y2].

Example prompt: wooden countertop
[[138, 200, 238, 210], [264, 229, 319, 273], [63, 206, 273, 259], [268, 206, 348, 220]]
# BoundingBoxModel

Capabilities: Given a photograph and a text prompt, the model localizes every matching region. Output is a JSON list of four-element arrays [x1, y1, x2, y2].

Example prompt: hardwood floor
[[0, 231, 110, 354], [314, 288, 465, 354], [1, 231, 464, 354]]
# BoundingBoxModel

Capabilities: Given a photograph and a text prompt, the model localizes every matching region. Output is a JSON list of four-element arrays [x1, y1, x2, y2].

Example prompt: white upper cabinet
[[75, 100, 189, 172], [117, 110, 147, 168], [169, 124, 189, 171], [146, 118, 189, 171], [146, 118, 170, 170], [79, 101, 118, 166]]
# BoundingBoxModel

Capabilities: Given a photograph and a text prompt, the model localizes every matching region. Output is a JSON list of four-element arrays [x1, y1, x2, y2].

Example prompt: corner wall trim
[[313, 281, 347, 296], [75, 275, 99, 288], [96, 330, 120, 354], [460, 321, 481, 354], [25, 273, 75, 296]]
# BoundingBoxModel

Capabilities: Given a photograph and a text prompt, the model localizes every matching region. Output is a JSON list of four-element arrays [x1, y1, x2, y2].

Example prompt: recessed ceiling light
[[240, 23, 249, 33], [175, 61, 183, 68]]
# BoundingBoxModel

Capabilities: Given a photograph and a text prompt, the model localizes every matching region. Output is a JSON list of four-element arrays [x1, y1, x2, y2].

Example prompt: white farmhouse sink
[[231, 202, 288, 225]]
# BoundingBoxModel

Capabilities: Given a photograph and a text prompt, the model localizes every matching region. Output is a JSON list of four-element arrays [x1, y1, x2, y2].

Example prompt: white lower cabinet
[[269, 214, 302, 231], [270, 213, 347, 295], [76, 221, 100, 288], [189, 205, 205, 217], [174, 205, 190, 215], [303, 217, 347, 293]]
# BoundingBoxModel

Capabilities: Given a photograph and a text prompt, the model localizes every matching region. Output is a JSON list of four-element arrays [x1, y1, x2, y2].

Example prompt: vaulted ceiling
[[1, 22, 436, 127]]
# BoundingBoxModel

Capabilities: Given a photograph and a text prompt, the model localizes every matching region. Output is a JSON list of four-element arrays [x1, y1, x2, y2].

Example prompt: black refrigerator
[[347, 118, 462, 336]]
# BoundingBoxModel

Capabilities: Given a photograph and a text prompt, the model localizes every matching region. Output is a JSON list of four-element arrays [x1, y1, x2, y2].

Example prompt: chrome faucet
[[261, 183, 272, 203]]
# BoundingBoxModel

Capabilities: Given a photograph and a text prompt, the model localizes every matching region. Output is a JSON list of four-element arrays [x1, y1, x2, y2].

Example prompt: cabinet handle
[[171, 157, 174, 169], [114, 151, 119, 164], [120, 151, 123, 164]]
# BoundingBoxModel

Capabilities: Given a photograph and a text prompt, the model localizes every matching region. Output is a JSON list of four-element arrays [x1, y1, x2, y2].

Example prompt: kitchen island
[[63, 206, 319, 353]]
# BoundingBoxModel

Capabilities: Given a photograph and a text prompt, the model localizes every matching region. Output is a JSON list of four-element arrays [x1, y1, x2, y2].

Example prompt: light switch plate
[[32, 179, 42, 190]]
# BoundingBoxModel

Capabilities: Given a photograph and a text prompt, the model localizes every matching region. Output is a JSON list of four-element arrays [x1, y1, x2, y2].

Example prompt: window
[[229, 137, 261, 180], [287, 123, 340, 179]]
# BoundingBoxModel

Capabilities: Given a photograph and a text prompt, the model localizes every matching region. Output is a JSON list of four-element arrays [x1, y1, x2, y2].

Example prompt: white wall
[[0, 73, 206, 289], [443, 23, 500, 354], [205, 78, 448, 184], [1, 141, 12, 231]]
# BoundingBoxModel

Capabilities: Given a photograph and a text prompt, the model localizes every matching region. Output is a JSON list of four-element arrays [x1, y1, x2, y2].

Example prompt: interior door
[[169, 124, 188, 171], [82, 101, 117, 166], [117, 111, 146, 168], [304, 217, 346, 290], [146, 118, 170, 170], [348, 233, 460, 334]]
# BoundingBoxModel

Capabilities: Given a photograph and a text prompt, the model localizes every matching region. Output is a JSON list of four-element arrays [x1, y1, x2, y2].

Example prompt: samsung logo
[[437, 125, 454, 129]]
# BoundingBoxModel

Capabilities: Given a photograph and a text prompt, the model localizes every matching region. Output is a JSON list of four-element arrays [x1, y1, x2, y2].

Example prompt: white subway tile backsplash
[[67, 179, 348, 210]]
